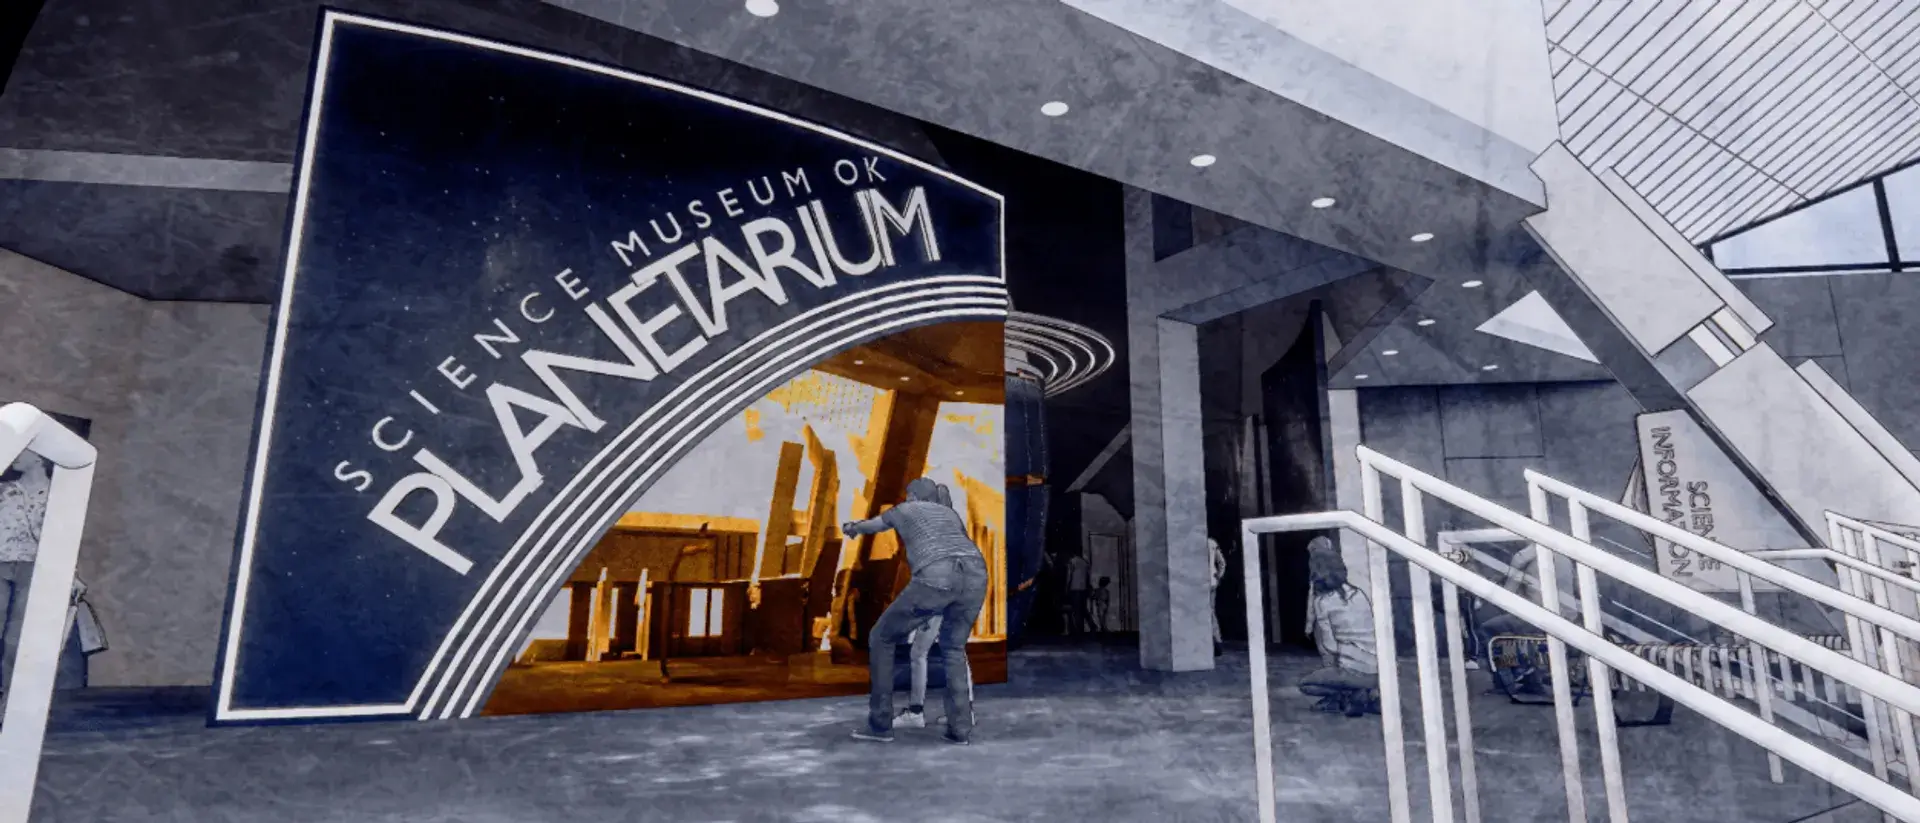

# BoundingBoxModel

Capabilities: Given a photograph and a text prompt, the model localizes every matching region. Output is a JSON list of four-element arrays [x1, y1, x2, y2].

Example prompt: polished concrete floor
[[22, 639, 1881, 822]]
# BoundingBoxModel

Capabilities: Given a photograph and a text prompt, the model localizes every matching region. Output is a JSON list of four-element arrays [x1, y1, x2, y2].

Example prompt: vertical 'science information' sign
[[1634, 411, 1799, 594]]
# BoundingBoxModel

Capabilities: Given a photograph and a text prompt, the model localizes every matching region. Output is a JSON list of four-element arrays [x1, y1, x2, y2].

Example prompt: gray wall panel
[[1533, 381, 1642, 495], [1356, 386, 1445, 477], [1734, 277, 1842, 358], [1436, 384, 1544, 459], [1830, 273, 1920, 452], [1442, 457, 1535, 526]]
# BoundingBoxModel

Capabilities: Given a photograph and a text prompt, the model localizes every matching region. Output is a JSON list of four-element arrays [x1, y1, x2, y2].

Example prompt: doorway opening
[[1197, 299, 1338, 652], [480, 322, 1012, 716]]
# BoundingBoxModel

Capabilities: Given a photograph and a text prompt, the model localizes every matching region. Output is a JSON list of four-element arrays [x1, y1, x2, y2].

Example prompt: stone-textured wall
[[1, 249, 267, 686]]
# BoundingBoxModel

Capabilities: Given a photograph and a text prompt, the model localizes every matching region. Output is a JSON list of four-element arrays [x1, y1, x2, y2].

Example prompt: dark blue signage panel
[[212, 13, 1006, 723]]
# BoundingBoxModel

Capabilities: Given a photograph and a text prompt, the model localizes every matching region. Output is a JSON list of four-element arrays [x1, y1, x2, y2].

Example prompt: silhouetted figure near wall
[[844, 477, 989, 745], [1299, 538, 1380, 718], [1209, 537, 1227, 655], [1089, 576, 1112, 632], [1063, 549, 1091, 635]]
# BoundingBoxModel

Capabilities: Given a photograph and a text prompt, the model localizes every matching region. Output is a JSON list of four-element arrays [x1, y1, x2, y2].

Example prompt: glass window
[[1881, 164, 1920, 261], [1711, 184, 1889, 270], [707, 588, 726, 637], [687, 588, 710, 637]]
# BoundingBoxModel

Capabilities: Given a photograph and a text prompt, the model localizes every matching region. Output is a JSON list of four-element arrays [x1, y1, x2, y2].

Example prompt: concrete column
[[1126, 189, 1215, 673], [1326, 388, 1371, 588]]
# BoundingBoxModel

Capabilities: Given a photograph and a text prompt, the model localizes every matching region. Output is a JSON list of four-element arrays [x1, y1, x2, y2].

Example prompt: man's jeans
[[1, 562, 30, 717], [1, 562, 26, 660], [868, 554, 989, 738], [0, 562, 83, 721]]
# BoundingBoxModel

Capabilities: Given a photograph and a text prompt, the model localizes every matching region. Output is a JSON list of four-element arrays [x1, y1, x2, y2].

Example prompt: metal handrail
[[1368, 446, 1920, 823], [0, 403, 99, 823], [1836, 514, 1920, 547], [1525, 469, 1920, 649], [1442, 528, 1689, 644], [1446, 530, 1868, 749], [1529, 469, 1920, 804], [1750, 549, 1920, 595], [1240, 508, 1920, 823]]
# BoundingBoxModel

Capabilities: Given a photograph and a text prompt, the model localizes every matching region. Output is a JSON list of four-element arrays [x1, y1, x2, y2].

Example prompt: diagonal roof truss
[[1544, 0, 1920, 244]]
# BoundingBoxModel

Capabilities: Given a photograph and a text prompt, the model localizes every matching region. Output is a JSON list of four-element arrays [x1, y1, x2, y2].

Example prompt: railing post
[[1832, 520, 1896, 813], [0, 410, 97, 823], [1737, 568, 1785, 783], [1528, 484, 1589, 823], [1438, 545, 1483, 823], [1402, 486, 1455, 823], [1860, 532, 1920, 787], [1361, 462, 1412, 823], [1241, 522, 1277, 823], [1568, 502, 1629, 822]]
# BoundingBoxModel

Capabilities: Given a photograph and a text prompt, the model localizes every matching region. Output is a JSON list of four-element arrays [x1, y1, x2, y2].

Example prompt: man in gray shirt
[[843, 477, 989, 746]]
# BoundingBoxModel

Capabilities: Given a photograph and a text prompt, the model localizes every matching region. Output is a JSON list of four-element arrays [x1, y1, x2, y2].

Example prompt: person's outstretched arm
[[843, 515, 893, 536]]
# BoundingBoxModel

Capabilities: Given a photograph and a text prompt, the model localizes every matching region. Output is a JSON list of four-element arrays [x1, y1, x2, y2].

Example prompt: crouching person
[[1300, 538, 1380, 718]]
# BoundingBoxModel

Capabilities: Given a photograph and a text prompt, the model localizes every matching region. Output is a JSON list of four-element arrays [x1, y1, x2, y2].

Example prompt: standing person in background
[[1064, 550, 1092, 635], [1089, 576, 1113, 633], [0, 455, 53, 720], [1208, 537, 1227, 656], [843, 477, 989, 746]]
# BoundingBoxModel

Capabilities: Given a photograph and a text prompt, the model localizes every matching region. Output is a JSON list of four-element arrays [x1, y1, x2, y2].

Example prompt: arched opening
[[480, 322, 1009, 715]]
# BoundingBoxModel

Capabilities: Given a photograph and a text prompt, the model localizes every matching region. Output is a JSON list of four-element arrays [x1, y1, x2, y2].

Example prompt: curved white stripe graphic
[[439, 298, 1008, 717], [1004, 312, 1115, 397], [408, 279, 1003, 719]]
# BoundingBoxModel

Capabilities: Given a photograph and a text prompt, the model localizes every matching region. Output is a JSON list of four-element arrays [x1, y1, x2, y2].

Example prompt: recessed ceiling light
[[853, 359, 865, 365], [1190, 154, 1217, 168], [1462, 280, 1484, 288], [1410, 232, 1434, 243], [899, 376, 911, 382], [1040, 101, 1070, 117], [1383, 350, 1399, 356], [745, 0, 779, 17], [1355, 374, 1370, 380], [1481, 364, 1499, 371], [1417, 319, 1435, 326], [954, 390, 965, 396], [1311, 197, 1337, 209]]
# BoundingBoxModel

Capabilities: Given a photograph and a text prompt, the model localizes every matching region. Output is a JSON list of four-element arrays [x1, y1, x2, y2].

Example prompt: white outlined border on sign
[[214, 11, 1008, 722]]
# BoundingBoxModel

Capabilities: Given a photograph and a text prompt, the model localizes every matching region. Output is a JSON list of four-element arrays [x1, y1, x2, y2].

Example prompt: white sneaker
[[895, 709, 927, 728]]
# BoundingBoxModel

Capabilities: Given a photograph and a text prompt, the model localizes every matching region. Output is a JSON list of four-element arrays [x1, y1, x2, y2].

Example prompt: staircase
[[1524, 142, 1920, 563], [1239, 445, 1920, 823]]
